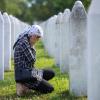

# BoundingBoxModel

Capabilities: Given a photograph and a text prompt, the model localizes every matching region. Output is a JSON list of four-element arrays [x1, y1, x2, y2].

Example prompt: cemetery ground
[[0, 40, 87, 100]]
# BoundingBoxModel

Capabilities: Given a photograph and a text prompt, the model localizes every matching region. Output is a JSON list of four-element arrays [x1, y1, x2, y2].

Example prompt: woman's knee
[[36, 79, 54, 93], [43, 69, 55, 80], [16, 83, 30, 96]]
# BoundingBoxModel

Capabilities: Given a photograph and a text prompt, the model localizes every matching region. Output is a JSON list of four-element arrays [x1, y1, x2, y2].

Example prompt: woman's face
[[30, 34, 41, 45]]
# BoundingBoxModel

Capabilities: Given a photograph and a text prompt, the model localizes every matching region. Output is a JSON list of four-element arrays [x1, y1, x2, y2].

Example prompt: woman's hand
[[32, 68, 43, 81]]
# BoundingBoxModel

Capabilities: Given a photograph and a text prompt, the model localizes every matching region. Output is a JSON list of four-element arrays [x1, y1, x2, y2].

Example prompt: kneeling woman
[[13, 25, 55, 96]]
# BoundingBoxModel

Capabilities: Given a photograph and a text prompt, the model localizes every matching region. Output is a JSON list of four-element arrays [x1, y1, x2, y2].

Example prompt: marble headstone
[[69, 1, 87, 96], [0, 12, 4, 80], [55, 12, 63, 67], [9, 15, 15, 58], [88, 0, 100, 100], [60, 9, 70, 73], [3, 12, 11, 71]]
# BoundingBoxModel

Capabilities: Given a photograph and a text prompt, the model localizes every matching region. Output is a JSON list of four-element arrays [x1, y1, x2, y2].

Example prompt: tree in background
[[0, 0, 91, 24], [0, 0, 6, 12]]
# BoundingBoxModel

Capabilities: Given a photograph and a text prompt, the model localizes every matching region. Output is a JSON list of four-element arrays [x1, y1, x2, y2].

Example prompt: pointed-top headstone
[[64, 9, 70, 15], [60, 9, 70, 73], [3, 12, 11, 71], [69, 1, 87, 96], [55, 12, 63, 67], [56, 12, 63, 24], [71, 1, 86, 19], [0, 12, 4, 80], [50, 15, 57, 58], [9, 15, 15, 58]]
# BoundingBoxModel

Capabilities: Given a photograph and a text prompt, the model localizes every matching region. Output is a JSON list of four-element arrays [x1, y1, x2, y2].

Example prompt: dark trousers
[[21, 69, 55, 93]]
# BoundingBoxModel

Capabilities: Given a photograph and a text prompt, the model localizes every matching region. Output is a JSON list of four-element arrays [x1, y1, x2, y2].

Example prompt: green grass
[[0, 40, 87, 100]]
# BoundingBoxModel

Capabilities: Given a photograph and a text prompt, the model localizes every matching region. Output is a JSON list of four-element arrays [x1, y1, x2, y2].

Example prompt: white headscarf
[[13, 25, 43, 49], [18, 24, 43, 40]]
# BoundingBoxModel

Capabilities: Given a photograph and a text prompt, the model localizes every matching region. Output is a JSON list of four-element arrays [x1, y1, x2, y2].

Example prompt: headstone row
[[41, 0, 100, 99], [40, 0, 87, 97], [0, 12, 30, 80]]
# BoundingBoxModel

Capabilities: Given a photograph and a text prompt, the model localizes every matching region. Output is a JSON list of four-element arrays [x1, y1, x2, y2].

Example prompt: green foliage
[[0, 0, 6, 12], [83, 0, 91, 10]]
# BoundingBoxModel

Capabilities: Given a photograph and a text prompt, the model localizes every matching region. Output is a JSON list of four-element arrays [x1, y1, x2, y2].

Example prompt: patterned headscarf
[[13, 25, 43, 49], [18, 25, 43, 40]]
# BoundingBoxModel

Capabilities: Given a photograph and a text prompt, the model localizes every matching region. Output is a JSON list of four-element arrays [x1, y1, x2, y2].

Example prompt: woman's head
[[18, 24, 44, 45], [17, 24, 43, 40], [28, 25, 43, 45], [29, 34, 41, 45], [28, 25, 43, 38], [13, 25, 43, 49]]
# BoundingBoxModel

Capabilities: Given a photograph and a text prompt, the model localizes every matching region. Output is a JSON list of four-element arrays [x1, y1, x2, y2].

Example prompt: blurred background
[[0, 0, 91, 24]]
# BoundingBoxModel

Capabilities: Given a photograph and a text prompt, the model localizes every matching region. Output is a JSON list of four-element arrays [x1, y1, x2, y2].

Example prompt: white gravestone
[[17, 19, 23, 33], [40, 21, 47, 45], [88, 0, 100, 100], [69, 1, 87, 96], [50, 15, 58, 59], [43, 19, 50, 55], [40, 21, 50, 53], [47, 16, 57, 57], [55, 12, 63, 67], [40, 21, 47, 48], [9, 15, 15, 58], [60, 9, 70, 73], [3, 12, 11, 71], [13, 17, 20, 41], [45, 17, 55, 56], [0, 12, 4, 80], [46, 17, 54, 57]]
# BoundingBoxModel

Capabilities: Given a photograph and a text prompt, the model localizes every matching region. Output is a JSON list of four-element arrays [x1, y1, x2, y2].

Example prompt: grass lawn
[[0, 40, 87, 100]]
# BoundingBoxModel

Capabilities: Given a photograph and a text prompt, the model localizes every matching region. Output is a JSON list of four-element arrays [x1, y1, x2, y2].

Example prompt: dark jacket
[[13, 35, 36, 82]]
